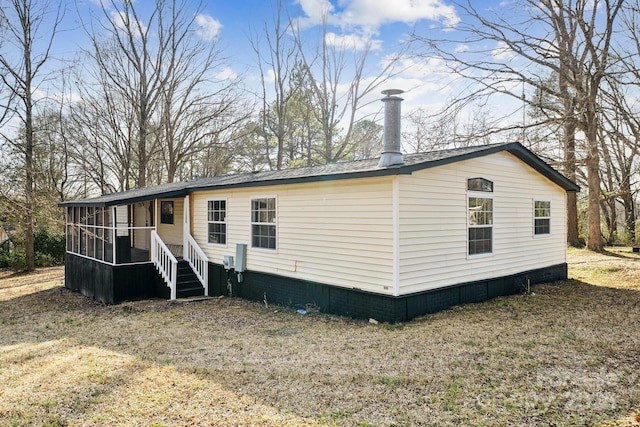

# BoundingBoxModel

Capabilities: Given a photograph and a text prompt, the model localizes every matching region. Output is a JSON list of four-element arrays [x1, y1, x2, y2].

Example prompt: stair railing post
[[170, 261, 177, 300], [151, 230, 178, 300]]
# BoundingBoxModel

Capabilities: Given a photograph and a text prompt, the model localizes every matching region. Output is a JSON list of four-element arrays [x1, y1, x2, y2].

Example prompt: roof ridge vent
[[378, 89, 404, 168]]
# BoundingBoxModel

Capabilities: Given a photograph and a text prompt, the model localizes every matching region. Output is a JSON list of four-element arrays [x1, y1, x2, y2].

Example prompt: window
[[468, 197, 493, 255], [251, 197, 276, 250], [467, 177, 493, 192], [207, 200, 226, 244], [534, 200, 551, 235], [160, 201, 174, 224], [467, 177, 494, 256]]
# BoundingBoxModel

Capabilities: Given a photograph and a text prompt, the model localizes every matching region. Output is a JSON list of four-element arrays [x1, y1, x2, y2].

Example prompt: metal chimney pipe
[[378, 89, 404, 168]]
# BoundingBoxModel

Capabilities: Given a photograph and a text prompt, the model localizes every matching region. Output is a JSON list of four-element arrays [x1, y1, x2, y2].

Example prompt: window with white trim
[[251, 197, 276, 250], [534, 200, 551, 235], [468, 178, 494, 256], [207, 200, 226, 244]]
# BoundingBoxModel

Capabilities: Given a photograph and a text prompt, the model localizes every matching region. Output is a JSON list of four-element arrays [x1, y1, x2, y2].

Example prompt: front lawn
[[0, 249, 639, 426]]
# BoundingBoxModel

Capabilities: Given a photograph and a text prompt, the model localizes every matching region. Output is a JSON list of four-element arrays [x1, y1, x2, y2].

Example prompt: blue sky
[[11, 0, 526, 130], [48, 1, 471, 106]]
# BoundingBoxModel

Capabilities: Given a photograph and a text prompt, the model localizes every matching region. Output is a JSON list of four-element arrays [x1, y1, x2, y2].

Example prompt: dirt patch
[[0, 254, 639, 426]]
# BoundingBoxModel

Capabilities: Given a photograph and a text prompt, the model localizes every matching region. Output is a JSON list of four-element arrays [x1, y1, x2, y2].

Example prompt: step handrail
[[183, 231, 209, 296], [151, 230, 178, 300]]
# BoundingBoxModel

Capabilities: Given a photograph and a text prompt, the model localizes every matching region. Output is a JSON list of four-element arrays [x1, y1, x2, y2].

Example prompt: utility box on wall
[[223, 255, 234, 270], [235, 244, 247, 273]]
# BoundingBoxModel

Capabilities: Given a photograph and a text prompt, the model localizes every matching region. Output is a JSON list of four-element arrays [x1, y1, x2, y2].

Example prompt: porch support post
[[112, 206, 117, 265], [183, 195, 190, 259]]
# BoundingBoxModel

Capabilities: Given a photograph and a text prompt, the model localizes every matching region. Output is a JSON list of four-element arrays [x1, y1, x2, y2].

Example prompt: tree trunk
[[600, 198, 616, 245], [24, 34, 36, 272], [585, 106, 603, 251], [25, 100, 36, 272], [563, 123, 580, 247], [560, 70, 581, 247], [138, 108, 147, 188], [566, 192, 580, 246], [621, 175, 636, 243]]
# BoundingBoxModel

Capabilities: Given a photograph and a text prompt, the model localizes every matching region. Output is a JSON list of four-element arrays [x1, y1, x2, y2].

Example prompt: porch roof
[[59, 142, 580, 208], [59, 180, 190, 208]]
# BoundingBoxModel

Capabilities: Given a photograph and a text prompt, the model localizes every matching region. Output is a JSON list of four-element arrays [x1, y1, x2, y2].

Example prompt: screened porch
[[65, 203, 160, 265]]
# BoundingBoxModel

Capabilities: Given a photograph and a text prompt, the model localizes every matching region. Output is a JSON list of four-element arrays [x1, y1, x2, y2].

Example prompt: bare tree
[[411, 0, 623, 251], [600, 82, 640, 244], [293, 12, 403, 164], [0, 0, 63, 271], [179, 100, 253, 179], [80, 0, 244, 186], [599, 0, 640, 244], [82, 0, 168, 188], [155, 2, 246, 182], [402, 104, 496, 155], [251, 0, 299, 170], [70, 63, 136, 193]]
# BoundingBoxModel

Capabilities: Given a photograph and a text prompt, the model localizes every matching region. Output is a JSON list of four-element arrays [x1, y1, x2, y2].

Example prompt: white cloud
[[263, 69, 277, 84], [82, 0, 109, 7], [294, 0, 335, 29], [195, 14, 222, 42], [296, 0, 460, 32], [325, 32, 382, 51], [384, 55, 448, 79], [214, 66, 237, 81], [110, 10, 147, 37], [492, 41, 516, 61], [351, 75, 445, 126], [454, 44, 469, 54]]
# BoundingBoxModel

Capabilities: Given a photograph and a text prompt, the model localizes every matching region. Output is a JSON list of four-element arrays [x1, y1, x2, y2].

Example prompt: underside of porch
[[64, 252, 208, 304]]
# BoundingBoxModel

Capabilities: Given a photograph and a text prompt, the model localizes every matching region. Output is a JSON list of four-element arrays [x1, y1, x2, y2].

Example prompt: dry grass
[[1, 250, 639, 426]]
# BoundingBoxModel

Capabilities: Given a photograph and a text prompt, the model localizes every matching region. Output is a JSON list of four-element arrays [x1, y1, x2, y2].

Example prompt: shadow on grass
[[0, 286, 317, 426], [600, 248, 640, 261]]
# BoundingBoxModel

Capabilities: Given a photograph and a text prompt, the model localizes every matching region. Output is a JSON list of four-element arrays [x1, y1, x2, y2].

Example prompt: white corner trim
[[184, 195, 190, 230], [393, 177, 400, 296]]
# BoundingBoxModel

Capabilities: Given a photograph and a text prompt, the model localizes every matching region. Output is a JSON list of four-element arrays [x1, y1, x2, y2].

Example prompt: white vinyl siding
[[115, 205, 128, 236], [398, 151, 567, 295], [133, 202, 151, 250], [156, 198, 184, 246], [189, 151, 565, 297], [191, 178, 395, 294]]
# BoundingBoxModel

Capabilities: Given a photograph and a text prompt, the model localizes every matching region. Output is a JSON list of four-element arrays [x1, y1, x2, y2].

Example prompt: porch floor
[[130, 248, 151, 263]]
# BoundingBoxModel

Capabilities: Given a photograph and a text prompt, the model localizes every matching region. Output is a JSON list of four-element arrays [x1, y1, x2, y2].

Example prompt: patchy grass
[[0, 250, 639, 426], [0, 266, 64, 301]]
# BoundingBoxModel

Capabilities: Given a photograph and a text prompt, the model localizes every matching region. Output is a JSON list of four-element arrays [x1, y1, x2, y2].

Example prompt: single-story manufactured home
[[60, 91, 579, 322]]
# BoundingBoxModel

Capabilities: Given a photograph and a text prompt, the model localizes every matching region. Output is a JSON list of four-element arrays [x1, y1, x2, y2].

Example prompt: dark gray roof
[[60, 180, 190, 208], [59, 142, 579, 208]]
